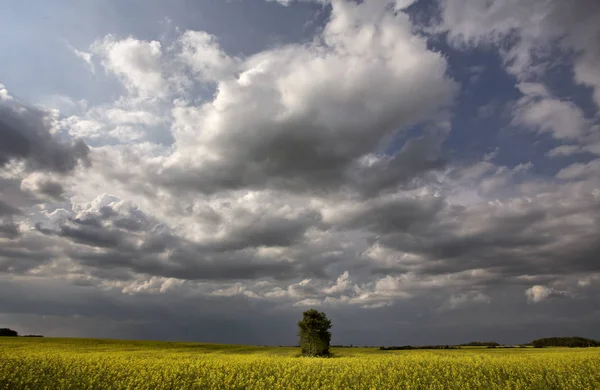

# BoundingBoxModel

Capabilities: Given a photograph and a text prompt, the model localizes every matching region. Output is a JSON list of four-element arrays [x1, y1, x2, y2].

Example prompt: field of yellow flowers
[[1, 337, 599, 389]]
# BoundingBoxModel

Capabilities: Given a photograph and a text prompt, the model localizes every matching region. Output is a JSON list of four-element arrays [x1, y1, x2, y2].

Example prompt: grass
[[1, 337, 600, 389]]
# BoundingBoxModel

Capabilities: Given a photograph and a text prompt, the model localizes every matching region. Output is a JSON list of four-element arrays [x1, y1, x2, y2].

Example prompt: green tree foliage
[[0, 328, 18, 337], [298, 309, 332, 356], [531, 337, 600, 348]]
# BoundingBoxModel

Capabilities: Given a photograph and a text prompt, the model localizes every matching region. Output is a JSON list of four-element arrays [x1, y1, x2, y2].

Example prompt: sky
[[1, 0, 599, 346]]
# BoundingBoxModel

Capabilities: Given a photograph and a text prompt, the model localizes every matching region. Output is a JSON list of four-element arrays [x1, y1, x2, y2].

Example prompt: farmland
[[1, 338, 599, 389]]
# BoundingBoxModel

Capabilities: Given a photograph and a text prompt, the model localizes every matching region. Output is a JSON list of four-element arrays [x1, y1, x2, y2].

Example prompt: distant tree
[[298, 309, 332, 356], [0, 328, 18, 337], [460, 341, 500, 347], [380, 345, 458, 350], [531, 337, 600, 348]]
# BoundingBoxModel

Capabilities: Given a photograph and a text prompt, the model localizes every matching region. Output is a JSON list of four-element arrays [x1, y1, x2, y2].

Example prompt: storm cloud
[[0, 99, 89, 173], [1, 0, 600, 345]]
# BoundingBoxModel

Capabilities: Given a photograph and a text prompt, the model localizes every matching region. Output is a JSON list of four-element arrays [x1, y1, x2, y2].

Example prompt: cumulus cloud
[[0, 88, 90, 243], [525, 285, 553, 303], [92, 36, 166, 97], [436, 0, 600, 95], [435, 0, 600, 158], [3, 0, 600, 344], [60, 101, 168, 143], [31, 193, 327, 281], [556, 159, 600, 180], [0, 95, 90, 173], [177, 31, 239, 82], [151, 0, 455, 194], [20, 172, 66, 201], [322, 271, 350, 295], [513, 83, 591, 140], [0, 84, 13, 101]]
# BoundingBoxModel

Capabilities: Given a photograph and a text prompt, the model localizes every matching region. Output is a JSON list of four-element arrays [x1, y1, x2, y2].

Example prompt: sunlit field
[[1, 338, 599, 389]]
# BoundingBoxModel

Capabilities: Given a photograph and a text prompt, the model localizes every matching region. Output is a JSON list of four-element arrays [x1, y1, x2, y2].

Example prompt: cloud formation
[[0, 98, 89, 173], [145, 0, 456, 196], [1, 0, 600, 344], [525, 285, 553, 303]]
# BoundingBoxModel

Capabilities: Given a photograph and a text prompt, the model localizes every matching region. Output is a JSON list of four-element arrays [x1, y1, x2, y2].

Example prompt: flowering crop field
[[1, 338, 599, 389]]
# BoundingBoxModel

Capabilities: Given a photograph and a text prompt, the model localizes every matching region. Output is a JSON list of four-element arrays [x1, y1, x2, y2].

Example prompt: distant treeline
[[380, 345, 457, 350], [531, 337, 600, 348], [379, 337, 600, 350], [459, 342, 500, 347], [0, 328, 43, 337], [0, 328, 18, 337], [380, 341, 500, 350]]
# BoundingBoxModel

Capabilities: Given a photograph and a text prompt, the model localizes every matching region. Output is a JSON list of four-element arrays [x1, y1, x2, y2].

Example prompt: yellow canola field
[[1, 338, 599, 389]]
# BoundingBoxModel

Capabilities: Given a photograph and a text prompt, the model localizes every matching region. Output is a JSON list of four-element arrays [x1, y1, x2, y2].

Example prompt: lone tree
[[298, 309, 332, 356], [0, 328, 18, 337]]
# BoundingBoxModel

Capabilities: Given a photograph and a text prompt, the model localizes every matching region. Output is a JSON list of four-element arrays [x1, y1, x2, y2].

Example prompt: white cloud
[[211, 284, 248, 297], [322, 271, 350, 294], [556, 159, 600, 180], [157, 0, 455, 194], [119, 277, 186, 295], [293, 298, 323, 307], [178, 31, 239, 82], [513, 83, 589, 140], [68, 45, 95, 74], [104, 109, 162, 126], [437, 0, 600, 109], [19, 172, 65, 201], [508, 82, 600, 157], [525, 285, 552, 303], [546, 145, 582, 158], [0, 84, 14, 101], [92, 36, 166, 97], [59, 96, 168, 143], [578, 275, 600, 288], [447, 291, 490, 310]]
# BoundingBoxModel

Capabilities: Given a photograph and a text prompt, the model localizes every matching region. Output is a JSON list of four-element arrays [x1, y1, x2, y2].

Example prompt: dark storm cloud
[[0, 277, 309, 344], [18, 165, 600, 301], [2, 275, 600, 345], [32, 198, 324, 281], [34, 180, 65, 201], [333, 193, 445, 233], [58, 222, 125, 249], [0, 221, 20, 239], [199, 210, 322, 252], [364, 188, 600, 286], [2, 0, 600, 346], [0, 199, 21, 216], [346, 135, 448, 197], [0, 101, 90, 173], [67, 246, 299, 281], [151, 133, 450, 197], [0, 233, 61, 272]]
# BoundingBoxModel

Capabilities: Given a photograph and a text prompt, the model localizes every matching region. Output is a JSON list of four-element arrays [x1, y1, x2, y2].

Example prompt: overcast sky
[[1, 0, 600, 346]]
